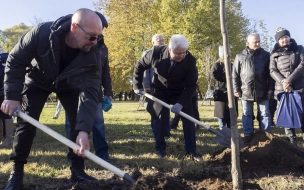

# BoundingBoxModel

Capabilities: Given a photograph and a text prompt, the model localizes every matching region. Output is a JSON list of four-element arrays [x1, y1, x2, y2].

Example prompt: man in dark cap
[[275, 27, 290, 43]]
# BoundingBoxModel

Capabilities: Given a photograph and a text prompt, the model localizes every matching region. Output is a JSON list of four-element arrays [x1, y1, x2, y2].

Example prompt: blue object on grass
[[102, 97, 112, 112], [276, 91, 303, 128]]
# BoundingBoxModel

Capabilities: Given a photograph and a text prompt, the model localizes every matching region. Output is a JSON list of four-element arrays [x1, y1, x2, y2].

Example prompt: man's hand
[[171, 103, 183, 114], [105, 96, 113, 102], [284, 86, 293, 93], [281, 79, 291, 89], [134, 89, 144, 95], [1, 100, 21, 116], [234, 92, 241, 98], [74, 131, 90, 158]]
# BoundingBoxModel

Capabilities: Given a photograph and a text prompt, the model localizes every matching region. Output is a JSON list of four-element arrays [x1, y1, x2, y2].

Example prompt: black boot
[[70, 167, 97, 182], [288, 136, 298, 145], [285, 128, 297, 146], [4, 164, 24, 190]]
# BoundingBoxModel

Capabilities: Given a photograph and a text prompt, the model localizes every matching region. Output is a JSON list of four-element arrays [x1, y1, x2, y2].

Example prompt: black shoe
[[70, 167, 97, 182], [156, 151, 166, 158], [101, 156, 115, 163], [186, 152, 201, 162], [4, 167, 24, 190], [287, 136, 297, 146]]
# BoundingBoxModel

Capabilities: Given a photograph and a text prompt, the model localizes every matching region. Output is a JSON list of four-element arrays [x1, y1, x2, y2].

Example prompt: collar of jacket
[[272, 38, 298, 54], [245, 47, 262, 55], [48, 15, 101, 82], [49, 14, 73, 75]]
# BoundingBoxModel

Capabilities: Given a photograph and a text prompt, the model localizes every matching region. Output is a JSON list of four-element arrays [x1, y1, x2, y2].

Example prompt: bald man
[[2, 8, 104, 188]]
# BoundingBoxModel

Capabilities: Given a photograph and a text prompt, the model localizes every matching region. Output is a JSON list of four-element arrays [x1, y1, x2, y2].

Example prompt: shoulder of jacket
[[261, 48, 270, 55], [297, 45, 304, 51], [152, 45, 167, 54], [142, 49, 152, 57]]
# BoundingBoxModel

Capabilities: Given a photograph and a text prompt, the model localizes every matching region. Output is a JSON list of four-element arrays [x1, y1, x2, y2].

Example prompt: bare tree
[[200, 46, 216, 105], [29, 16, 43, 26], [219, 0, 242, 189]]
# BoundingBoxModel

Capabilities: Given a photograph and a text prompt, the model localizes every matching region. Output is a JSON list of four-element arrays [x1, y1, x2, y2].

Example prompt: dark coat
[[211, 61, 229, 118], [4, 15, 106, 133], [211, 61, 238, 118], [270, 39, 304, 96], [232, 47, 274, 101], [133, 45, 198, 117], [99, 43, 113, 102]]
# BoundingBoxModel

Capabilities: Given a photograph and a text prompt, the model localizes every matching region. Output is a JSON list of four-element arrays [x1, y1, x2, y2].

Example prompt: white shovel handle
[[15, 110, 135, 183], [144, 93, 223, 136]]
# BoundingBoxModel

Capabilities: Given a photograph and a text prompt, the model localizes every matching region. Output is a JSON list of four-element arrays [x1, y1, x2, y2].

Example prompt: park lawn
[[0, 100, 300, 189]]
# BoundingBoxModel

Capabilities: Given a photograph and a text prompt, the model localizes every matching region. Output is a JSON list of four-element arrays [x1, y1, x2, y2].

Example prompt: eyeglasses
[[173, 51, 188, 57], [76, 24, 103, 41]]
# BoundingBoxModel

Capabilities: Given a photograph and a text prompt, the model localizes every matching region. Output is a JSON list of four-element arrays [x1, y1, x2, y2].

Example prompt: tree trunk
[[219, 0, 243, 189]]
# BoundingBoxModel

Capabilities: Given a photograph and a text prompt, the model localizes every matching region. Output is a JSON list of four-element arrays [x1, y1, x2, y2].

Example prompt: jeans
[[241, 99, 271, 136], [65, 102, 108, 159], [217, 118, 231, 130]]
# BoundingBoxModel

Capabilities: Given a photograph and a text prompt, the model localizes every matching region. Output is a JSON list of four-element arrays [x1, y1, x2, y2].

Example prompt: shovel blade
[[213, 127, 244, 149]]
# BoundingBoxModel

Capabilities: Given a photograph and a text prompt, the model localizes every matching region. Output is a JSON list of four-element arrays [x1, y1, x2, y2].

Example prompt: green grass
[[0, 100, 302, 189]]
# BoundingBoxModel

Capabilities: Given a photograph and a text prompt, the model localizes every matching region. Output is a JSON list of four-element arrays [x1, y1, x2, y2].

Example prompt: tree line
[[0, 0, 273, 96]]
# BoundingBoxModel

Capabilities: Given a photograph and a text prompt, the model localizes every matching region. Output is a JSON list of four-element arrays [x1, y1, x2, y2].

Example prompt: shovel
[[144, 93, 244, 148], [14, 108, 135, 183]]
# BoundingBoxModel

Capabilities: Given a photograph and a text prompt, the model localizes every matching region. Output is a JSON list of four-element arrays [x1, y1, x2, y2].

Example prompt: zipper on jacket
[[54, 63, 97, 87]]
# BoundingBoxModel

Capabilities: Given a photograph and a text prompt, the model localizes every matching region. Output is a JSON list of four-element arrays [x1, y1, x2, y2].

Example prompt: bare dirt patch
[[6, 130, 304, 189]]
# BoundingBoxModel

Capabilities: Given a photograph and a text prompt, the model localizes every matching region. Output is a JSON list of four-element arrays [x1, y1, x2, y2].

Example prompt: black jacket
[[211, 61, 238, 118], [232, 47, 274, 101], [133, 45, 197, 116], [99, 43, 113, 102], [270, 39, 304, 96], [4, 15, 106, 133]]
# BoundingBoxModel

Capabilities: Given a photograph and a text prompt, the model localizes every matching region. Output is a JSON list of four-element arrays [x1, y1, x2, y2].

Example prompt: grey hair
[[247, 33, 260, 41], [168, 34, 188, 51], [152, 34, 164, 43]]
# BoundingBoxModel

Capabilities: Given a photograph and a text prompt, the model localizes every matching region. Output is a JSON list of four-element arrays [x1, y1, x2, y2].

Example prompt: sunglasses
[[76, 24, 104, 41]]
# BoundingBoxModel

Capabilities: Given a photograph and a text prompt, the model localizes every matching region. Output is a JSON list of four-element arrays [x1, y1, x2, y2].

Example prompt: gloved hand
[[134, 89, 144, 95], [171, 103, 183, 114]]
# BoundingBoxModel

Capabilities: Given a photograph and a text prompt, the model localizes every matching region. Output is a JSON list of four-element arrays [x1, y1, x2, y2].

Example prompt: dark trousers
[[269, 98, 277, 124], [10, 85, 84, 169], [153, 101, 196, 153]]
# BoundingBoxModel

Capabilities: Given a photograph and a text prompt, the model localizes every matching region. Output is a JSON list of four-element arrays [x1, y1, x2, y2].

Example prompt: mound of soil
[[214, 130, 304, 177], [12, 130, 304, 189], [133, 130, 304, 189]]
